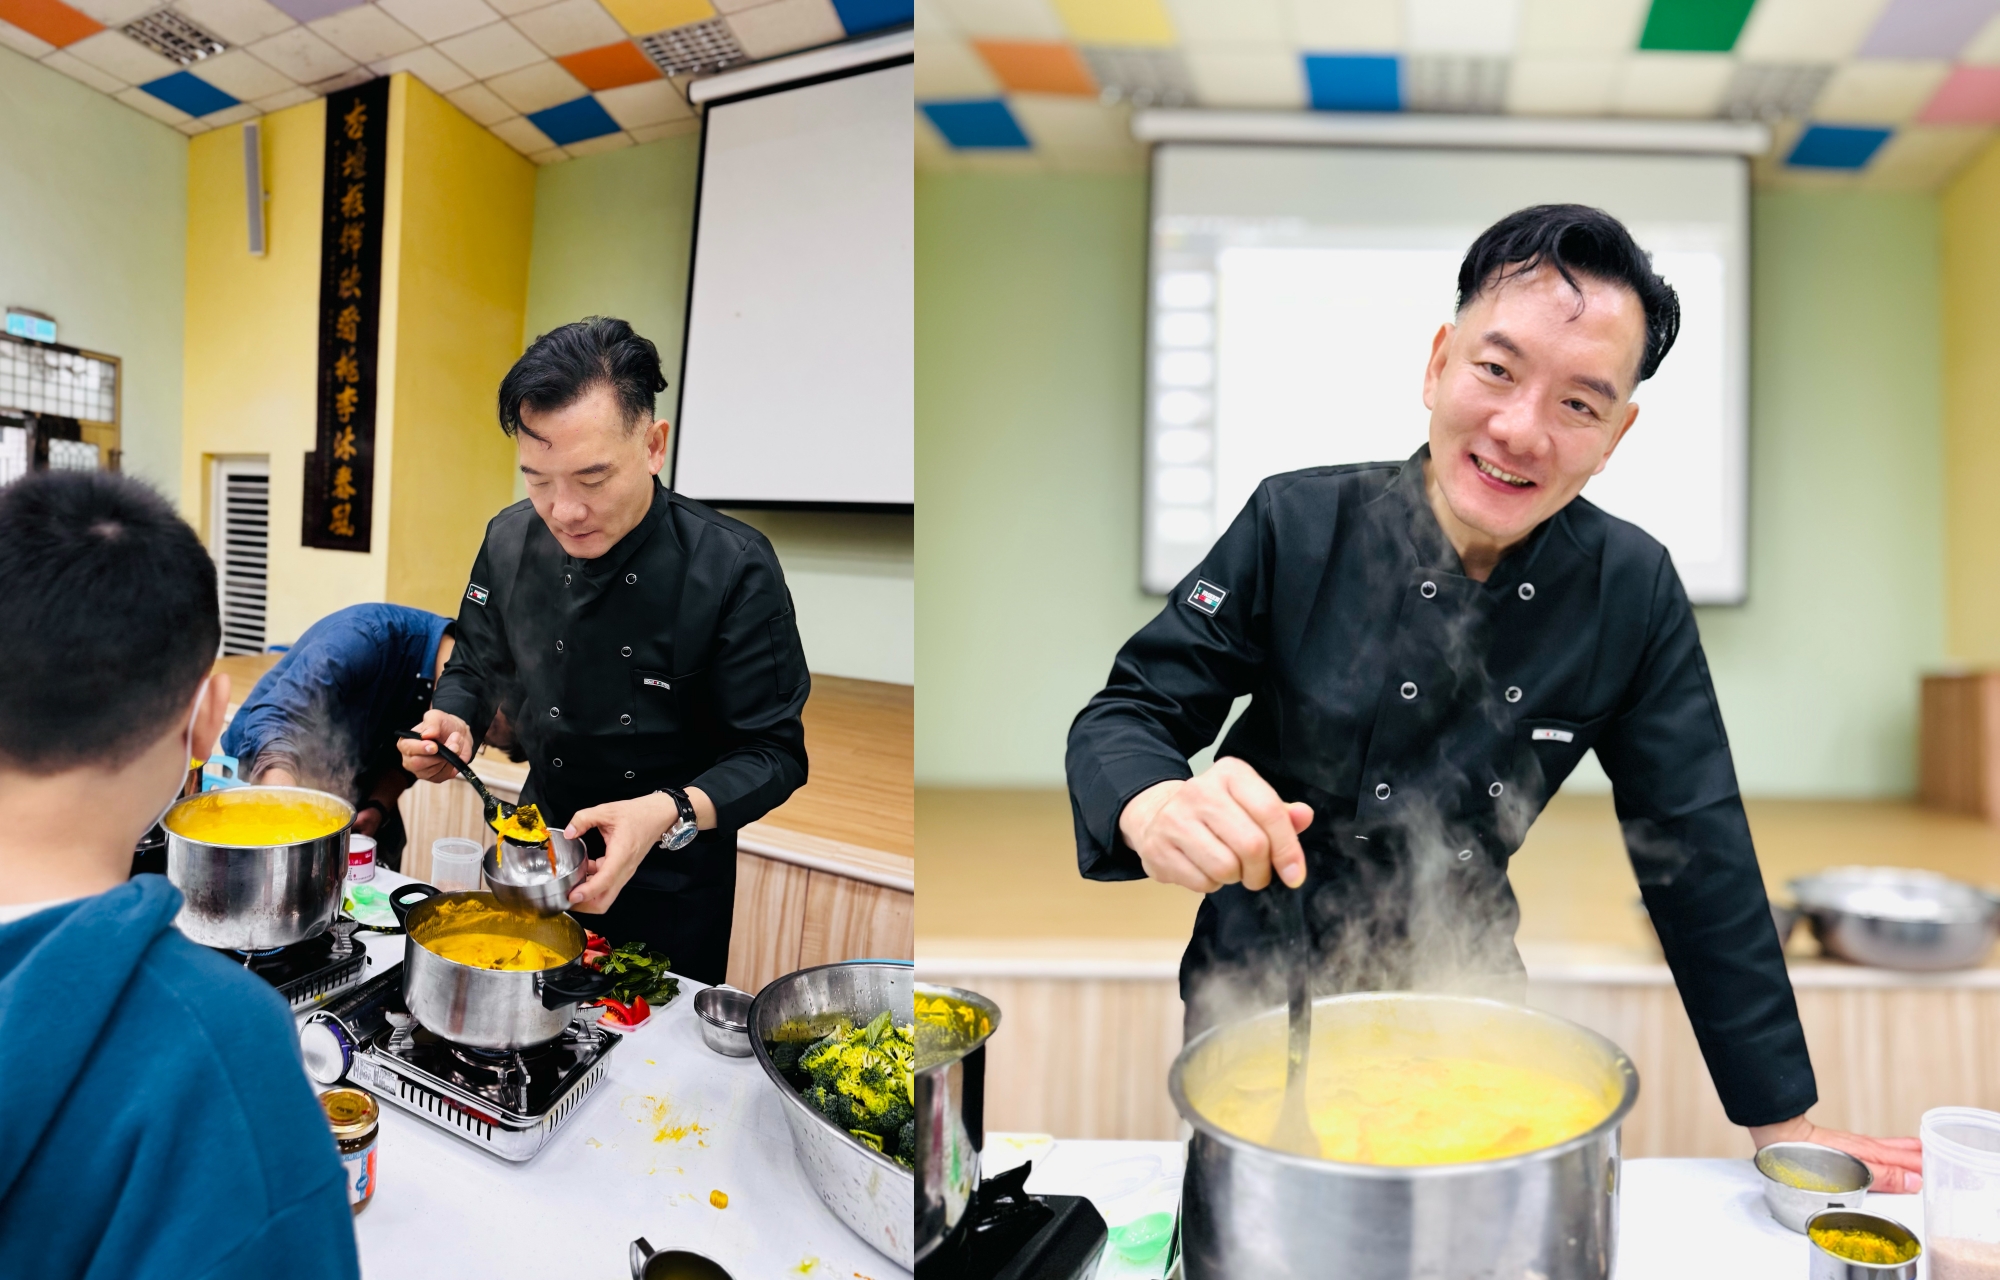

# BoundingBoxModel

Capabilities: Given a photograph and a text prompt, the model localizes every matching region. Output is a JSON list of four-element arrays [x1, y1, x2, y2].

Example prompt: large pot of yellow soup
[[1170, 992, 1640, 1280], [164, 786, 355, 949], [387, 884, 616, 1049]]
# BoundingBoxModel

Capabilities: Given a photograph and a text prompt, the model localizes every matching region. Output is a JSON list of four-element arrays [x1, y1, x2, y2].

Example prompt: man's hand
[[562, 788, 714, 914], [398, 709, 474, 783], [1117, 758, 1314, 894], [1750, 1116, 1924, 1193], [353, 805, 382, 838]]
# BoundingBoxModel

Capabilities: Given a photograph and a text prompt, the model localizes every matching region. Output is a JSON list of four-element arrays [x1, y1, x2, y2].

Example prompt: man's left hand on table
[[563, 788, 714, 914], [1750, 1116, 1924, 1193]]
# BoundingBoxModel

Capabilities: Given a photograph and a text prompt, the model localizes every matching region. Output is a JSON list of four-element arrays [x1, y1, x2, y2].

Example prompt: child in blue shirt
[[0, 471, 361, 1280]]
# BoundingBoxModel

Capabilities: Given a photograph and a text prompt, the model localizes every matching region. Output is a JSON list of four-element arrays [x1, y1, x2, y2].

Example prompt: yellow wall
[[181, 75, 535, 641], [1942, 136, 2000, 663], [380, 75, 535, 615]]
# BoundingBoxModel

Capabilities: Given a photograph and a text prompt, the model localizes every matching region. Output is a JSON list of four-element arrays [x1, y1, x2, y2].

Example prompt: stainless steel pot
[[749, 960, 914, 1266], [1791, 866, 2000, 970], [387, 883, 614, 1050], [1171, 992, 1640, 1280], [482, 826, 590, 916], [914, 982, 999, 1266], [164, 786, 353, 949]]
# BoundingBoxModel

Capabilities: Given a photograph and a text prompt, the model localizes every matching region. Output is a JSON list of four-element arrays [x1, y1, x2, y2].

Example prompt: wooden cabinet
[[1921, 671, 2000, 821]]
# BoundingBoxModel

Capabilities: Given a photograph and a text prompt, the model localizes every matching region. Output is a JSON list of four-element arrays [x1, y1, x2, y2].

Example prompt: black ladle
[[396, 730, 516, 830], [1269, 876, 1318, 1158]]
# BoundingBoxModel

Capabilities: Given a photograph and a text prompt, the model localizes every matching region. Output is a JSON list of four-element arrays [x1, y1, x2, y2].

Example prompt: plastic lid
[[1923, 1107, 2000, 1173], [320, 1087, 379, 1138]]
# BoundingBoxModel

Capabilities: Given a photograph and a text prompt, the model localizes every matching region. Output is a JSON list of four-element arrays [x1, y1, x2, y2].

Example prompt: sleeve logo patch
[[466, 584, 489, 606], [1187, 580, 1228, 616], [1531, 727, 1575, 743], [642, 676, 671, 690]]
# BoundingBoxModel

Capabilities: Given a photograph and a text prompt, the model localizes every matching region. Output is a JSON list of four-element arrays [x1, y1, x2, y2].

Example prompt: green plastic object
[[1109, 1212, 1174, 1263]]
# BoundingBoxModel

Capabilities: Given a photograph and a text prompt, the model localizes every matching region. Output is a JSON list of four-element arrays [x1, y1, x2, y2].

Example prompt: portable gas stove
[[917, 1162, 1111, 1280], [215, 920, 369, 1013], [301, 968, 620, 1163]]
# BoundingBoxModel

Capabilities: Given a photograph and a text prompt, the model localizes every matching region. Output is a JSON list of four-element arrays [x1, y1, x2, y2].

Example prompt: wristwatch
[[654, 787, 698, 851]]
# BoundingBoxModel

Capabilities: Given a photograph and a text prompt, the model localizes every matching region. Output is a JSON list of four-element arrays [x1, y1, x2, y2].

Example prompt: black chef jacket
[[433, 483, 810, 982], [1067, 448, 1815, 1127]]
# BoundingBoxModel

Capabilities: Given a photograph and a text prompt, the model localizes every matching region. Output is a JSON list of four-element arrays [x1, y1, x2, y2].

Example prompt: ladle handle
[[397, 730, 508, 816], [1280, 880, 1310, 1074]]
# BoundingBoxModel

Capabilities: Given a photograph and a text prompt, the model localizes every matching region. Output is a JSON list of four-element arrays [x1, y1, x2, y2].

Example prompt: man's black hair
[[1456, 204, 1681, 383], [0, 471, 219, 773], [498, 316, 668, 438]]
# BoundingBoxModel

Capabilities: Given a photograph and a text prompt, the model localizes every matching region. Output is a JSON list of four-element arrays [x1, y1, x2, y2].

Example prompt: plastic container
[[430, 838, 484, 893], [346, 834, 376, 882], [1923, 1106, 2000, 1279]]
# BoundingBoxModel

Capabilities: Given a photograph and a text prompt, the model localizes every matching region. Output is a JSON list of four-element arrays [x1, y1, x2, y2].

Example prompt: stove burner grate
[[212, 924, 367, 1012]]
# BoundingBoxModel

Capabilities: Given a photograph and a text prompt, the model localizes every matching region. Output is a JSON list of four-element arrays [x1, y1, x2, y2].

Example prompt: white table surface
[[997, 1136, 1929, 1280], [310, 876, 911, 1280]]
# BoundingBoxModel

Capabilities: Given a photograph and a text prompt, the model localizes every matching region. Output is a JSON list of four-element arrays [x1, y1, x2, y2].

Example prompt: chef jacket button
[[621, 646, 633, 657], [1489, 781, 1504, 797], [625, 572, 637, 585], [556, 640, 564, 653], [564, 573, 572, 586], [1374, 782, 1391, 800], [1518, 583, 1535, 601], [1420, 581, 1437, 599], [1400, 681, 1418, 700], [550, 706, 560, 718], [553, 758, 564, 768], [1457, 849, 1473, 862], [625, 770, 635, 780], [1505, 686, 1522, 703], [620, 713, 632, 725]]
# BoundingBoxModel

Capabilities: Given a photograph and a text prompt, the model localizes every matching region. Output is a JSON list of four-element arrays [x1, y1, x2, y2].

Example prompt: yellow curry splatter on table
[[1190, 1051, 1614, 1165]]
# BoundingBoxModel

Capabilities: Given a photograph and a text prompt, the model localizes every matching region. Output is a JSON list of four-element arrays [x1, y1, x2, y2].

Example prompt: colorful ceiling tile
[[0, 17, 59, 53], [141, 65, 240, 111], [973, 37, 1094, 94], [558, 37, 660, 88], [528, 90, 621, 140], [1787, 121, 1892, 167], [1302, 52, 1400, 112], [599, 0, 711, 35], [0, 0, 101, 46], [1859, 0, 2000, 59], [1048, 0, 1171, 49], [922, 96, 1031, 145], [828, 0, 910, 34], [1921, 63, 2000, 122], [1638, 0, 1756, 53]]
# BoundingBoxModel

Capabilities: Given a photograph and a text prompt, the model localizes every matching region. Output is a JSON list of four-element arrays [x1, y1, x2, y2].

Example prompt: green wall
[[522, 134, 913, 685], [0, 49, 187, 495], [916, 173, 1946, 796]]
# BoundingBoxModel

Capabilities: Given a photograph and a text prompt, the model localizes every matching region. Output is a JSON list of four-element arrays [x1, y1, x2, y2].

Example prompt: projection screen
[[1143, 143, 1749, 603], [672, 57, 913, 508]]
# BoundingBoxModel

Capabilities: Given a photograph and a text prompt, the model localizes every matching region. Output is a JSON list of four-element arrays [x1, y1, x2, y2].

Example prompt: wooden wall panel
[[395, 776, 491, 882], [726, 853, 810, 993], [798, 871, 914, 971]]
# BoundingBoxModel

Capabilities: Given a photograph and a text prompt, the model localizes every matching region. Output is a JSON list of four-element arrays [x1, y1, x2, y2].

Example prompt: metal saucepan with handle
[[387, 882, 614, 1050], [914, 982, 1000, 1266], [164, 785, 354, 950]]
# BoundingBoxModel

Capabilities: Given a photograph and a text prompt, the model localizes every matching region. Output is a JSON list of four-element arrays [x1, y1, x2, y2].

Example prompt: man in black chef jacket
[[1067, 205, 1923, 1188], [400, 317, 809, 985]]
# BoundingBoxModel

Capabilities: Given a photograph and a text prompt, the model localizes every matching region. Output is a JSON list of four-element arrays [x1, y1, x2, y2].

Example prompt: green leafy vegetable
[[586, 939, 680, 1007]]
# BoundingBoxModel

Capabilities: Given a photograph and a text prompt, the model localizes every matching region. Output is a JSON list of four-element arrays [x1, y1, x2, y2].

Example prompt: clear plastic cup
[[430, 837, 484, 893], [1924, 1106, 2000, 1279]]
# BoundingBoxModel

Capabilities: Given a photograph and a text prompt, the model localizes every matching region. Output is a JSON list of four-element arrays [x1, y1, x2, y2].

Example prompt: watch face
[[665, 821, 697, 851]]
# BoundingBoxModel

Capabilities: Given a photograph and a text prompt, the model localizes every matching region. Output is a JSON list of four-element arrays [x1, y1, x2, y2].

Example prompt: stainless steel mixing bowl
[[164, 786, 353, 949], [1791, 866, 2000, 970], [750, 960, 914, 1267], [482, 826, 589, 916], [1755, 1141, 1872, 1232], [1171, 992, 1640, 1280]]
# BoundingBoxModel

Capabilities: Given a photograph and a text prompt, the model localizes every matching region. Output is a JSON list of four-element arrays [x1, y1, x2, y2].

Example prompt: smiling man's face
[[1422, 263, 1646, 567], [517, 382, 668, 559]]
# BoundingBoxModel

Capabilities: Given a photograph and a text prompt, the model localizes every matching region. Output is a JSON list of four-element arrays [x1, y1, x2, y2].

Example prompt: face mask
[[148, 677, 211, 834]]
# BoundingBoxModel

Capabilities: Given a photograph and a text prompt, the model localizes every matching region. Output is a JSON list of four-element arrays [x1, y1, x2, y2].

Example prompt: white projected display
[[672, 59, 913, 507], [1144, 145, 1749, 603]]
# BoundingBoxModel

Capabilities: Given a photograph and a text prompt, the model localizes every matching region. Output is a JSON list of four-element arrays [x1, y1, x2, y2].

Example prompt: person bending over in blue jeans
[[0, 471, 360, 1280]]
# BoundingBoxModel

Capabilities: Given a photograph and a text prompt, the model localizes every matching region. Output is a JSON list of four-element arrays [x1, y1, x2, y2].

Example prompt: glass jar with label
[[320, 1087, 379, 1213]]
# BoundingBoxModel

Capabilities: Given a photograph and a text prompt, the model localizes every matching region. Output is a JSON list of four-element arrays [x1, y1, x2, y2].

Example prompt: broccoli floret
[[791, 1013, 917, 1161], [897, 1119, 915, 1164]]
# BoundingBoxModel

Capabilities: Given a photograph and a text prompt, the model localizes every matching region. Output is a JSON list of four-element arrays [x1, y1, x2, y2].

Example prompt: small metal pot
[[629, 1238, 731, 1280], [165, 786, 353, 949], [388, 883, 613, 1050], [914, 982, 999, 1266], [1755, 1142, 1872, 1232], [483, 827, 590, 917], [693, 986, 754, 1056], [1805, 1209, 1921, 1279]]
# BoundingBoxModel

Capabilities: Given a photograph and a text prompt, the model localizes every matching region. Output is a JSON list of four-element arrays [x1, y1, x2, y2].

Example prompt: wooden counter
[[918, 788, 2000, 1154]]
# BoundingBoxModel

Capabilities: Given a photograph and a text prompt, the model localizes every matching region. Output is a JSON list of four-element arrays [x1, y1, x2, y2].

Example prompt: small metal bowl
[[482, 826, 589, 917], [693, 986, 754, 1057], [1755, 1142, 1872, 1233], [630, 1238, 732, 1280], [1805, 1208, 1920, 1279], [1790, 867, 2000, 971]]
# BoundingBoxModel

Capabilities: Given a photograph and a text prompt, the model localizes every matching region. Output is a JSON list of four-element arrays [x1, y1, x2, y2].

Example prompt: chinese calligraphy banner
[[302, 76, 388, 553]]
